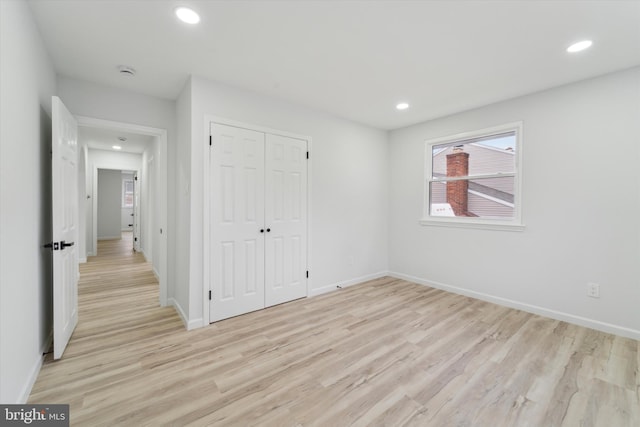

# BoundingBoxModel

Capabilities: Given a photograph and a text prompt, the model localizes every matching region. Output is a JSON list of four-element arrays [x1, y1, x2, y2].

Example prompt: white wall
[[177, 75, 389, 327], [97, 169, 122, 239], [142, 141, 160, 274], [388, 67, 640, 339], [173, 78, 192, 321], [58, 77, 173, 297], [0, 0, 58, 403], [78, 144, 89, 261]]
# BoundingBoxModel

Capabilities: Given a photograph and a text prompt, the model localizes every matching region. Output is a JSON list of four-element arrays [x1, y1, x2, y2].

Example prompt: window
[[122, 179, 134, 208], [422, 122, 524, 231]]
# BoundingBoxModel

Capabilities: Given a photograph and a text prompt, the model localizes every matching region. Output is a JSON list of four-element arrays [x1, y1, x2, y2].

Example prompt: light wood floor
[[30, 235, 639, 426]]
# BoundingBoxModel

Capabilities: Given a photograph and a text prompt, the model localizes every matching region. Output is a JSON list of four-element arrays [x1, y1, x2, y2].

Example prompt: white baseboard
[[169, 297, 188, 328], [388, 271, 640, 341], [152, 267, 160, 281], [187, 317, 204, 330], [79, 257, 87, 264], [17, 330, 53, 403], [169, 298, 203, 331], [309, 271, 388, 298]]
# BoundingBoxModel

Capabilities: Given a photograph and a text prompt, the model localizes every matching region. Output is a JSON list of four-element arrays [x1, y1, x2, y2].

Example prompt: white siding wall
[[467, 192, 513, 218], [432, 144, 515, 176]]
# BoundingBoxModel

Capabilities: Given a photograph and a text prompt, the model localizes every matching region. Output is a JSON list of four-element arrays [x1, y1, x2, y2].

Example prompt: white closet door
[[210, 124, 265, 322], [264, 134, 308, 307]]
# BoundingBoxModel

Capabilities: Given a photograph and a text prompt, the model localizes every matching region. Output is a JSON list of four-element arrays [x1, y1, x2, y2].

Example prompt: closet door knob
[[260, 229, 265, 233], [266, 228, 271, 232]]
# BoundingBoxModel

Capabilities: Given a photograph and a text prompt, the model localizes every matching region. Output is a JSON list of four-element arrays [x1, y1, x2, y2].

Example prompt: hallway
[[28, 233, 183, 422]]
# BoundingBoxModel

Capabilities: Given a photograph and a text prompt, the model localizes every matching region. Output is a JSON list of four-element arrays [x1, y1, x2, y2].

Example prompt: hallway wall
[[0, 0, 58, 403], [97, 169, 122, 239]]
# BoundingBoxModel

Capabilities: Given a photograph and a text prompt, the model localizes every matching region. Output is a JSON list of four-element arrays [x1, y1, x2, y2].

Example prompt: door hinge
[[209, 135, 212, 146], [134, 176, 138, 181], [134, 237, 137, 242], [306, 270, 309, 279], [209, 290, 212, 300], [306, 151, 309, 159]]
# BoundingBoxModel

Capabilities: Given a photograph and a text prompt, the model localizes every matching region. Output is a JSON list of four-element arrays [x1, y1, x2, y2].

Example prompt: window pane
[[429, 176, 514, 219], [432, 132, 516, 178], [123, 179, 134, 208]]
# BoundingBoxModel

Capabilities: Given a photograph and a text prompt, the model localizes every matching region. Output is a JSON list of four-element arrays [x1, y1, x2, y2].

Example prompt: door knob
[[266, 228, 271, 232], [260, 229, 264, 233], [60, 240, 74, 249]]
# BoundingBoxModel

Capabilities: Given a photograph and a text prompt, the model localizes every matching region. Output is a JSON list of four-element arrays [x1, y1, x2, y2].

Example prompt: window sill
[[419, 218, 525, 232]]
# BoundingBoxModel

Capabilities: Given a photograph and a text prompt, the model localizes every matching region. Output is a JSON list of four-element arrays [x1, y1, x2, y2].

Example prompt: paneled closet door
[[210, 124, 266, 322], [264, 134, 308, 307]]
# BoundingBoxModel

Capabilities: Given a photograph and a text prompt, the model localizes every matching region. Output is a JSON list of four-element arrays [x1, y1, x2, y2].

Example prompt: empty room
[[1, 0, 639, 426]]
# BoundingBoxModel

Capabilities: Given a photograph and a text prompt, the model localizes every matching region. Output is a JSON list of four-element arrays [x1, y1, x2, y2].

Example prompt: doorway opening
[[96, 168, 137, 244], [76, 116, 168, 307]]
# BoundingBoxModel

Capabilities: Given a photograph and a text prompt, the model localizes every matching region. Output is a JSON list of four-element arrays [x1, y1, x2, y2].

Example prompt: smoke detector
[[117, 65, 136, 77]]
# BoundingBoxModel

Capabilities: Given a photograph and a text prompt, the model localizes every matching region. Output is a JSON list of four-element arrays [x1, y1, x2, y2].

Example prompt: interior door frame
[[93, 166, 140, 246], [203, 115, 313, 325], [76, 116, 169, 307]]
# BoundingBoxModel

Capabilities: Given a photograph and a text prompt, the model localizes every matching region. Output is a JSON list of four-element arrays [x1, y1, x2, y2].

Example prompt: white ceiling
[[28, 0, 640, 130], [79, 127, 153, 154]]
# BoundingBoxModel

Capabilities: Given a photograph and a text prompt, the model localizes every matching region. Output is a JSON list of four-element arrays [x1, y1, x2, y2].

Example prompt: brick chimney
[[446, 146, 469, 216]]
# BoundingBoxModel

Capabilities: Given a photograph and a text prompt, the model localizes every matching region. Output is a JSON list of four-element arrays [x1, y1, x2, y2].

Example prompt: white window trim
[[421, 121, 525, 231]]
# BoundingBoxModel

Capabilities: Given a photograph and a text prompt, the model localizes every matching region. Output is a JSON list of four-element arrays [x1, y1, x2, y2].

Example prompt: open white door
[[52, 96, 79, 360]]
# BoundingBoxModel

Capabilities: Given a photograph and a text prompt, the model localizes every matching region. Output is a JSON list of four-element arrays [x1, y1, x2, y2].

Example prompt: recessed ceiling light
[[396, 102, 410, 110], [567, 40, 593, 53], [112, 145, 122, 150], [117, 65, 136, 77], [175, 7, 200, 24]]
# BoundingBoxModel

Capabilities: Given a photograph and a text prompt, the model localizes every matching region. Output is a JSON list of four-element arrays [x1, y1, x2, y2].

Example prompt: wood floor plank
[[28, 232, 639, 426]]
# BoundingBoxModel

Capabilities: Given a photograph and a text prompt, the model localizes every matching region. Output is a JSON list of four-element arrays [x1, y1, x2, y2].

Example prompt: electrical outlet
[[587, 283, 600, 298]]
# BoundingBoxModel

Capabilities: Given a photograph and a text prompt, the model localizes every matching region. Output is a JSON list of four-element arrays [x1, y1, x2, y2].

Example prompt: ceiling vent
[[117, 65, 136, 77]]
